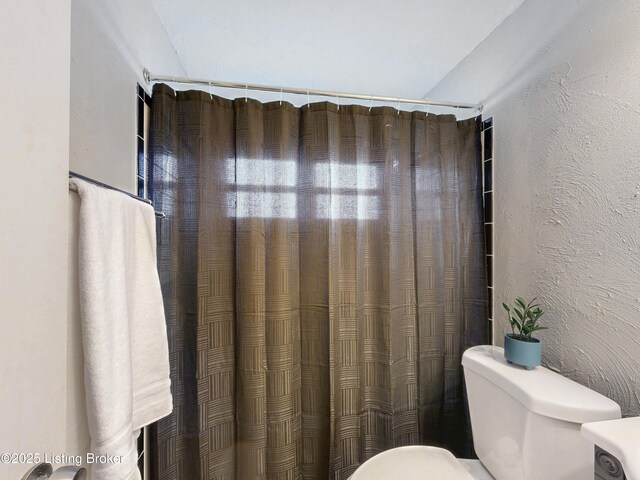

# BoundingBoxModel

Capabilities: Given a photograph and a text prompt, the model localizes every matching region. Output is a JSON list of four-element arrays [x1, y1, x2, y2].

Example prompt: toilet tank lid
[[462, 346, 621, 424]]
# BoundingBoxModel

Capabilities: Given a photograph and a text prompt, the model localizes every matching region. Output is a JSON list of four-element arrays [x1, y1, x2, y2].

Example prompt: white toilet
[[351, 345, 621, 480]]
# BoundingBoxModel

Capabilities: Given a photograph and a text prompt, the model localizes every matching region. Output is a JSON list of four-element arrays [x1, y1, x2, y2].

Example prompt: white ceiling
[[150, 0, 525, 101]]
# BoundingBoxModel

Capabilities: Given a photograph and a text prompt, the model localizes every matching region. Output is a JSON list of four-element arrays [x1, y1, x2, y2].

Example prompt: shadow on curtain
[[148, 83, 487, 480]]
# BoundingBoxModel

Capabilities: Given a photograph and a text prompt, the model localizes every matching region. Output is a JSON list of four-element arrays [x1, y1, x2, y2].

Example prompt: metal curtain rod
[[69, 171, 166, 219], [143, 69, 482, 111]]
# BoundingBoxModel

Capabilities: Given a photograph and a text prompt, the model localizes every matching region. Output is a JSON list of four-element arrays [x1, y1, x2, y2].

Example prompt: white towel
[[70, 178, 172, 480]]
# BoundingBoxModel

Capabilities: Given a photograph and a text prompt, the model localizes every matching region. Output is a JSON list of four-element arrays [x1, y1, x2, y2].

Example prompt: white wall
[[70, 0, 185, 193], [430, 0, 640, 416], [0, 1, 71, 478], [66, 0, 185, 468], [0, 0, 182, 477]]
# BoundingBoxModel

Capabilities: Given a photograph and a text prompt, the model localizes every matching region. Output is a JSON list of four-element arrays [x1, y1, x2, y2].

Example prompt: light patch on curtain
[[315, 194, 379, 220], [153, 152, 178, 217], [226, 159, 379, 219], [314, 163, 379, 219], [228, 158, 297, 187], [314, 163, 378, 191], [226, 158, 297, 218], [232, 191, 297, 219]]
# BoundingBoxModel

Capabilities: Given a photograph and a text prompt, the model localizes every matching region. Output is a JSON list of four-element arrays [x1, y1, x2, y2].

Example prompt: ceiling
[[150, 0, 525, 102]]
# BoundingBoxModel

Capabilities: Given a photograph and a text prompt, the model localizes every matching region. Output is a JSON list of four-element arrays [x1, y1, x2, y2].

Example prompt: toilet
[[351, 345, 621, 480]]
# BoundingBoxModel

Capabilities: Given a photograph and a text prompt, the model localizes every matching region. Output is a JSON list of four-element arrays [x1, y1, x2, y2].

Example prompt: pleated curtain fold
[[148, 83, 488, 480]]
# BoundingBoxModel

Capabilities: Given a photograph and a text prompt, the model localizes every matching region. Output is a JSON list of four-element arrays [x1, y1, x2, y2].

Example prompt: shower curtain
[[148, 83, 487, 480]]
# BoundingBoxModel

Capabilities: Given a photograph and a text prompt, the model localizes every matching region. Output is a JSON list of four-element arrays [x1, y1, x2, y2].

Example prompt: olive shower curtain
[[148, 83, 487, 480]]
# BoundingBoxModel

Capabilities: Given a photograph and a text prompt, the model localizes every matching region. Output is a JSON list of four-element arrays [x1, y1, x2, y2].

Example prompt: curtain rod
[[69, 171, 166, 219], [143, 69, 482, 111]]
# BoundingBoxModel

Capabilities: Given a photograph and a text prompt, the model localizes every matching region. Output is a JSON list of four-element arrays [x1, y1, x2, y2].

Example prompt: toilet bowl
[[350, 446, 494, 480], [350, 345, 621, 480]]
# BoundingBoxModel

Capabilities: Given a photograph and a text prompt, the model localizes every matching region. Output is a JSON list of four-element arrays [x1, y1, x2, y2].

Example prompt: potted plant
[[502, 297, 546, 370]]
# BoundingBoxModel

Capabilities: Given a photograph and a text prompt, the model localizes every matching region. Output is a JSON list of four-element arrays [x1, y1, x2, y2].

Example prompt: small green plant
[[502, 297, 546, 342]]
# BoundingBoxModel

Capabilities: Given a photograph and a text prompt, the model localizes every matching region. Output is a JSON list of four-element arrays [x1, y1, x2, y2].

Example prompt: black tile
[[137, 176, 145, 198], [145, 155, 152, 186], [484, 192, 493, 223], [137, 432, 145, 475], [483, 128, 493, 160], [137, 136, 144, 177], [486, 257, 493, 287], [487, 287, 493, 318], [484, 159, 493, 192], [137, 96, 144, 137], [147, 158, 154, 202], [482, 117, 493, 129], [484, 223, 493, 254]]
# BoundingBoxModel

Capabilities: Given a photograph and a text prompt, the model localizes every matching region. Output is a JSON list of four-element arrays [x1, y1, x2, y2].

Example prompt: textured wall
[[430, 0, 640, 416]]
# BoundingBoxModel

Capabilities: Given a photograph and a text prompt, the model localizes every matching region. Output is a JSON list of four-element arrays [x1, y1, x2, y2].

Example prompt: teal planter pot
[[504, 334, 541, 370]]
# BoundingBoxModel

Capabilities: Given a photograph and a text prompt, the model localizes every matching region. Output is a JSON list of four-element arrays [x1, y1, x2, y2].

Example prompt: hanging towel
[[69, 178, 172, 480]]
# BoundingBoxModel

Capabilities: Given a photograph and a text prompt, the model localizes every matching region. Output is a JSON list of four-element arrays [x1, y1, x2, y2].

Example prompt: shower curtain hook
[[245, 84, 248, 103], [209, 82, 213, 100], [368, 95, 373, 112], [307, 90, 310, 108], [396, 98, 400, 115], [336, 94, 340, 111], [425, 99, 430, 117], [279, 88, 283, 105]]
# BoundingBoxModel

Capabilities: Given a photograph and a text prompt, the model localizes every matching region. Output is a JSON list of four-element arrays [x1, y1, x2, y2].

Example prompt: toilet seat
[[350, 446, 479, 479]]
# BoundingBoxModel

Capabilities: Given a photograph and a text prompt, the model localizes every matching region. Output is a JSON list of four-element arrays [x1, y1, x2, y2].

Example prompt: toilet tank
[[462, 346, 621, 480]]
